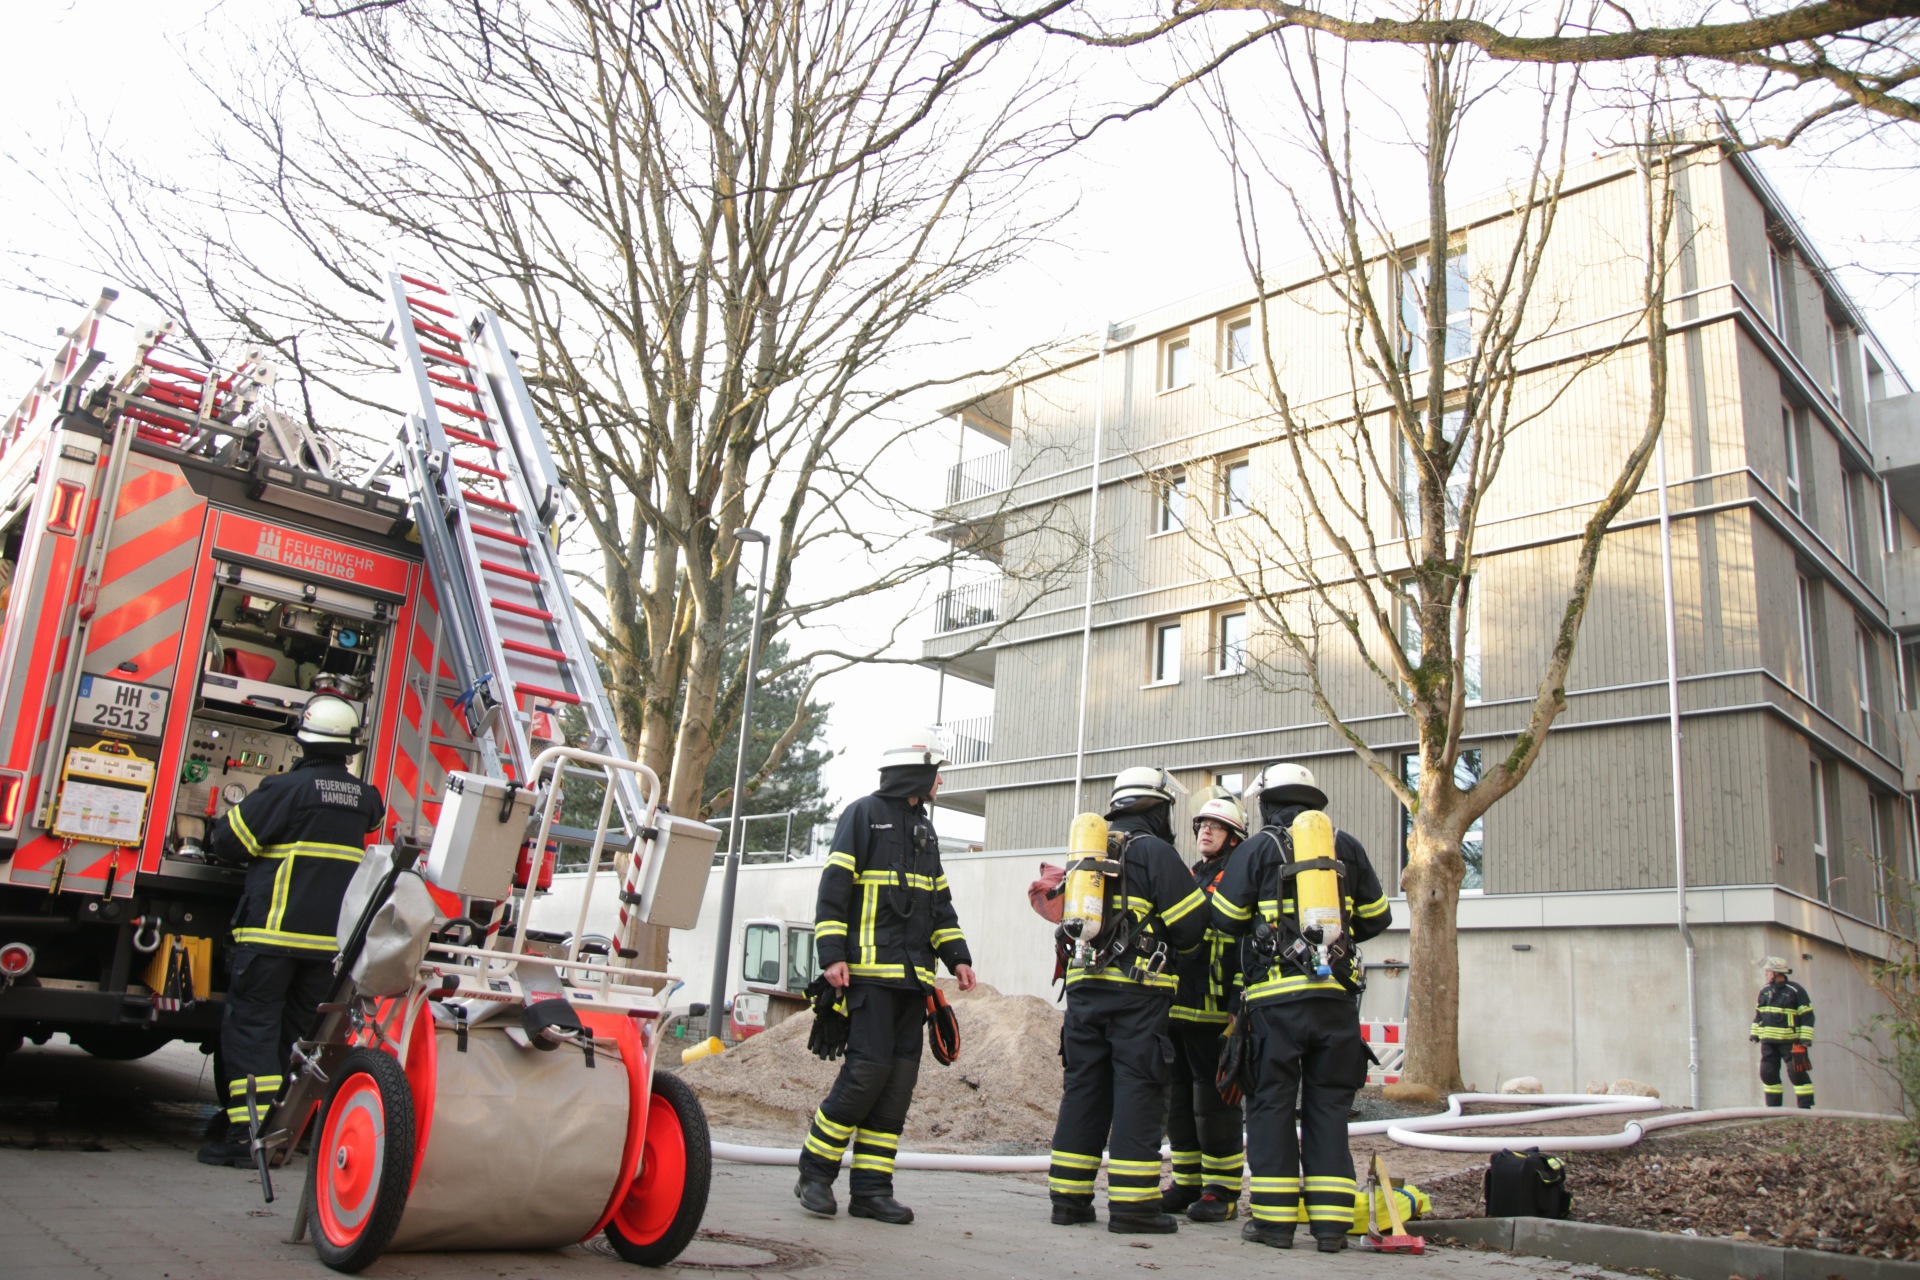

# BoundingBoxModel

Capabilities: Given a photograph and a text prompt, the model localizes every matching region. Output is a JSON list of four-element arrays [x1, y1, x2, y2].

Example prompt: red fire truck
[[0, 275, 645, 1062]]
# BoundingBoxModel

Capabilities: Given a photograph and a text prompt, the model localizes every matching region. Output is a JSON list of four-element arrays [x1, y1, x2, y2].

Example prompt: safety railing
[[944, 448, 1011, 505], [934, 578, 1001, 633], [939, 715, 992, 766]]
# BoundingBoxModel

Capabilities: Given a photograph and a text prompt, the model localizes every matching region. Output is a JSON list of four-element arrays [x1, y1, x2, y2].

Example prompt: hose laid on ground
[[712, 1092, 1902, 1172]]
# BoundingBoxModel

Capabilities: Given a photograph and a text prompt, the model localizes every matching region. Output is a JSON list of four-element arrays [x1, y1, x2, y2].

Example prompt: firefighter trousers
[[1759, 1041, 1814, 1107], [799, 984, 925, 1197], [1166, 1017, 1244, 1200], [1048, 983, 1173, 1214], [219, 946, 332, 1126], [1244, 999, 1366, 1237]]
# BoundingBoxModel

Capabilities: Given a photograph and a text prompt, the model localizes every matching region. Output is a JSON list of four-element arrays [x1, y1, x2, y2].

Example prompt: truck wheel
[[308, 1048, 414, 1274], [604, 1070, 711, 1266], [69, 1027, 169, 1060]]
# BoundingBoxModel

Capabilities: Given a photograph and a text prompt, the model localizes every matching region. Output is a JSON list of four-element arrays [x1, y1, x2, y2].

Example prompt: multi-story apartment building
[[921, 146, 1915, 1112]]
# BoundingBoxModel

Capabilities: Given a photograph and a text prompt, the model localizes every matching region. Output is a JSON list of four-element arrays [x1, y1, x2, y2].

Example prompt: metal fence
[[935, 579, 1000, 633], [940, 715, 992, 766], [945, 448, 1011, 505]]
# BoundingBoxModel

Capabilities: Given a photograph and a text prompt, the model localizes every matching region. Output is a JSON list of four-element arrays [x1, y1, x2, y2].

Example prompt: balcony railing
[[945, 448, 1011, 505], [940, 715, 993, 766], [934, 578, 1000, 633]]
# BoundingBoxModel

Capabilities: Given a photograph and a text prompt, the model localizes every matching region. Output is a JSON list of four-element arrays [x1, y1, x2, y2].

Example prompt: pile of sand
[[678, 981, 1064, 1153]]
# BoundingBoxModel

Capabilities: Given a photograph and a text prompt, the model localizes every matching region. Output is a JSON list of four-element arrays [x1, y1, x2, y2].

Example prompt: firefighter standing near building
[[796, 735, 975, 1226], [1163, 792, 1248, 1223], [1751, 956, 1815, 1108], [1049, 767, 1210, 1234], [1210, 763, 1391, 1251], [197, 695, 385, 1166]]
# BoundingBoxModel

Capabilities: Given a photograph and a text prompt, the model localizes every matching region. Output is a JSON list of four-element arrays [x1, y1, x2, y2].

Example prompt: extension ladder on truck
[[380, 269, 646, 856]]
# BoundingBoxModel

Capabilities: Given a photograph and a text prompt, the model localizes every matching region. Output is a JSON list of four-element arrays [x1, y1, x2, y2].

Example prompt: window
[[1902, 636, 1920, 711], [1401, 750, 1483, 893], [1156, 473, 1187, 533], [1843, 471, 1872, 572], [1212, 771, 1245, 797], [1868, 351, 1888, 403], [1782, 405, 1802, 515], [1399, 410, 1470, 536], [1161, 334, 1192, 391], [1216, 611, 1247, 675], [1828, 318, 1845, 393], [742, 922, 782, 986], [787, 925, 819, 993], [1401, 245, 1472, 373], [1796, 574, 1819, 703], [1768, 240, 1788, 335], [1151, 621, 1182, 684], [1223, 315, 1254, 371], [1872, 799, 1894, 928], [1399, 580, 1480, 703], [1220, 457, 1250, 518], [1857, 624, 1875, 739], [1810, 760, 1831, 904]]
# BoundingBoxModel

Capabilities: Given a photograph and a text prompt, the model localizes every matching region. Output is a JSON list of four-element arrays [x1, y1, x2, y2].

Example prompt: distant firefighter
[[1750, 956, 1814, 1108]]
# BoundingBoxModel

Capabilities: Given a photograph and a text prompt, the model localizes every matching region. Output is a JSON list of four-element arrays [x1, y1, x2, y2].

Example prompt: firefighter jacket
[[1751, 979, 1815, 1043], [814, 793, 971, 991], [209, 755, 386, 957], [1171, 851, 1242, 1025], [1065, 811, 1210, 998], [1210, 807, 1391, 1008]]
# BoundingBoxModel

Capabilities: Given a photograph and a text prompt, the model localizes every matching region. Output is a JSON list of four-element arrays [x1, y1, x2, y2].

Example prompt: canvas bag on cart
[[336, 846, 439, 998]]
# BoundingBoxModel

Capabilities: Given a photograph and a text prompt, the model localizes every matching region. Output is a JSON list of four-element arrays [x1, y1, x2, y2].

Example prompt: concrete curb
[[1414, 1217, 1920, 1279]]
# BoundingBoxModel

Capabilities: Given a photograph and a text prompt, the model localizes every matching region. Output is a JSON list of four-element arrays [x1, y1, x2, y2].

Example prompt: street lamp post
[[707, 528, 771, 1041]]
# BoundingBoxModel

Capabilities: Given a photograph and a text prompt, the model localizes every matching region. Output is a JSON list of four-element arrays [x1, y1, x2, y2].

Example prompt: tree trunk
[[1399, 810, 1467, 1092]]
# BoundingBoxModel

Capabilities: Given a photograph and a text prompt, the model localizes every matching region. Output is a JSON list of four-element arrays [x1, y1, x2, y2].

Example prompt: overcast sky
[[5, 2, 1915, 838]]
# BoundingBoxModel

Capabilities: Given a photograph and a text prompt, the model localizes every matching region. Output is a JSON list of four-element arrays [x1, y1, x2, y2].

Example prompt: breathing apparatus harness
[[1056, 830, 1173, 986], [1242, 822, 1365, 996]]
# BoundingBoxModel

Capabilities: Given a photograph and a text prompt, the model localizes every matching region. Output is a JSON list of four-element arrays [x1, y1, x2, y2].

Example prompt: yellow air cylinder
[[1289, 809, 1343, 944], [1061, 812, 1111, 947]]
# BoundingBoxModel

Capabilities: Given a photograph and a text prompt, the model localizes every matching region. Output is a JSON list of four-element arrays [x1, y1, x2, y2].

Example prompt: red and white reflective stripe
[[1363, 1020, 1407, 1085]]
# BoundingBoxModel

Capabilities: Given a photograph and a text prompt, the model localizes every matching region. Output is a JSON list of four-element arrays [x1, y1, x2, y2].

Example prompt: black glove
[[1750, 1035, 1759, 1043], [804, 976, 849, 1061], [1216, 1014, 1248, 1105], [1790, 1043, 1811, 1070]]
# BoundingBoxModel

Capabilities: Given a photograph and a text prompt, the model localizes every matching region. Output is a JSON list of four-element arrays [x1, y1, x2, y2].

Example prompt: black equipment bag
[[1483, 1147, 1572, 1219]]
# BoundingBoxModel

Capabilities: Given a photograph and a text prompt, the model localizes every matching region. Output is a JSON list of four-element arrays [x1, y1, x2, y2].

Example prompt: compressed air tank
[[1061, 812, 1110, 950], [1289, 809, 1343, 944]]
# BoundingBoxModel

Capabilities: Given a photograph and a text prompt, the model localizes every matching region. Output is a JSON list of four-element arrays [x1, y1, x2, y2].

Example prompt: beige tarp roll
[[388, 1024, 632, 1251]]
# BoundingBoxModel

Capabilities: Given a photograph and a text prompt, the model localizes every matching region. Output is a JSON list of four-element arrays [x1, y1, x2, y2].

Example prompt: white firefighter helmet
[[1248, 761, 1328, 810], [1110, 765, 1187, 811], [297, 694, 361, 747], [1762, 955, 1793, 976], [878, 731, 949, 771], [1191, 794, 1248, 838]]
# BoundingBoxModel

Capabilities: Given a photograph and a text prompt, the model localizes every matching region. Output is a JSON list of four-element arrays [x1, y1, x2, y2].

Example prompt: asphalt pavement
[[0, 1037, 1636, 1278]]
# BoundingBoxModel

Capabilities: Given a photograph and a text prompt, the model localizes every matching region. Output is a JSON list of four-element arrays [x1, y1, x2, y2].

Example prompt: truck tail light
[[0, 942, 34, 978], [0, 772, 23, 830]]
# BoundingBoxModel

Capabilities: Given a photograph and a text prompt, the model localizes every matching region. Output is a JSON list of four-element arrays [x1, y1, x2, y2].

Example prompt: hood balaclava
[[875, 763, 941, 803], [1110, 799, 1176, 845]]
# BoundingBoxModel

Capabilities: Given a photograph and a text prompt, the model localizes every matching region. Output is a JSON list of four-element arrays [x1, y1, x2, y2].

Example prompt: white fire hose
[[710, 1092, 1905, 1173]]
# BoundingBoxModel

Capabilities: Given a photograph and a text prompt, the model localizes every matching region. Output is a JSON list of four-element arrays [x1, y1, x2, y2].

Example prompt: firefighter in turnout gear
[[197, 696, 385, 1167], [1049, 767, 1210, 1234], [1163, 792, 1248, 1223], [1210, 763, 1391, 1252], [1751, 956, 1815, 1108], [796, 735, 976, 1225]]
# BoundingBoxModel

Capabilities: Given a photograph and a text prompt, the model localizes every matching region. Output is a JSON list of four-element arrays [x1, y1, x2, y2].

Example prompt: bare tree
[[1152, 24, 1683, 1087], [17, 0, 1094, 961]]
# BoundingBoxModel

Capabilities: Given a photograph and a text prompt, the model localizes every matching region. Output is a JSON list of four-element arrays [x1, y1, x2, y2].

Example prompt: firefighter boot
[[1241, 1218, 1295, 1249], [1314, 1230, 1349, 1253], [1187, 1193, 1238, 1222], [196, 1138, 253, 1168], [795, 1175, 837, 1217], [1161, 1182, 1202, 1214], [848, 1195, 914, 1225], [1108, 1210, 1179, 1235], [1051, 1204, 1097, 1226]]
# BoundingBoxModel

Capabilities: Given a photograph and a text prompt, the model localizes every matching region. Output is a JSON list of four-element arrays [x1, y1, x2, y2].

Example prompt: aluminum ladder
[[382, 268, 644, 833]]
